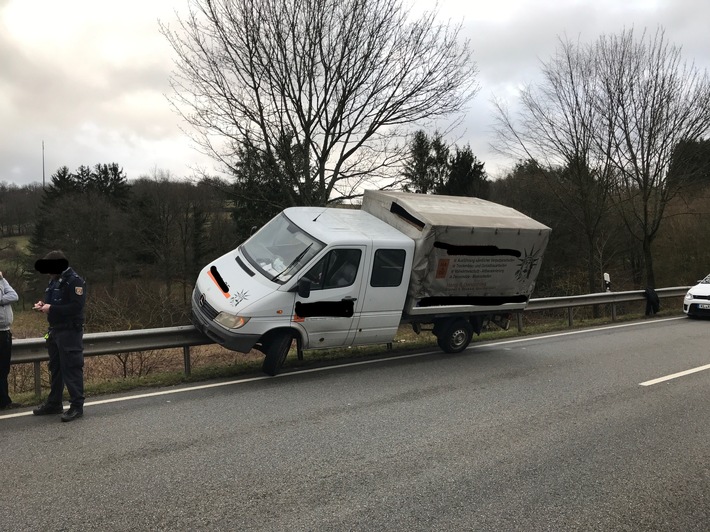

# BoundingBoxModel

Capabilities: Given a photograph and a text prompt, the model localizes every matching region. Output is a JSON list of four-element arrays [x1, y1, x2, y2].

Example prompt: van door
[[351, 247, 409, 346], [294, 247, 366, 348]]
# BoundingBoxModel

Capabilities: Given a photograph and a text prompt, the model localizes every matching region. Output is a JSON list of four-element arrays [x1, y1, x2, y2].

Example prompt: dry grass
[[10, 309, 47, 339]]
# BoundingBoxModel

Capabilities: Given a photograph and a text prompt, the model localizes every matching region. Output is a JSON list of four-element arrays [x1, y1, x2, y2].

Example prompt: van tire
[[261, 331, 293, 376], [436, 319, 473, 353]]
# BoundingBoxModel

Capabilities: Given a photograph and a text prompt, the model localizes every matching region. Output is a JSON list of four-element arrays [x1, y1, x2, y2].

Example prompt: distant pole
[[42, 140, 45, 189]]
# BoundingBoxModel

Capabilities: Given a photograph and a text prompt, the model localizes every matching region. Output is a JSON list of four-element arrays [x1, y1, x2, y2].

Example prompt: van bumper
[[191, 308, 261, 353]]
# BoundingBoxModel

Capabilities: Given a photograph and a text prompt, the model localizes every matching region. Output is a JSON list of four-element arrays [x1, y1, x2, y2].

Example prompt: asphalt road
[[1, 316, 709, 531]]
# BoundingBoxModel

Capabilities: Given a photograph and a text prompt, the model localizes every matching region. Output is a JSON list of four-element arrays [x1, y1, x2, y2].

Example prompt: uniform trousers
[[46, 328, 85, 409]]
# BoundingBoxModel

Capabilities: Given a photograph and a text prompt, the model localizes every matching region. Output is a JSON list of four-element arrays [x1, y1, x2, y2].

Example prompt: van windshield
[[240, 213, 324, 284]]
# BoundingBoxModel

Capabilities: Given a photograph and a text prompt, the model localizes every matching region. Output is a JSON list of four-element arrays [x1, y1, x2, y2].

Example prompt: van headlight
[[214, 312, 250, 329], [684, 291, 693, 300]]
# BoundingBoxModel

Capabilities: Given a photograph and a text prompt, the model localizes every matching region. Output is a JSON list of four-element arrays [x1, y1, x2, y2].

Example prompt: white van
[[192, 190, 550, 375]]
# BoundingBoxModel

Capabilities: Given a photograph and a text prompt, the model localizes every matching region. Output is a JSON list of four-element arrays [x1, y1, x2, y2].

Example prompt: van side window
[[303, 256, 327, 289], [370, 249, 406, 287], [303, 249, 362, 290]]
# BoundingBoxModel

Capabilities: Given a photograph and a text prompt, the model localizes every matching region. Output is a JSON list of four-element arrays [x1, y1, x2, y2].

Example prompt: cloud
[[0, 0, 211, 185], [1, 0, 708, 186]]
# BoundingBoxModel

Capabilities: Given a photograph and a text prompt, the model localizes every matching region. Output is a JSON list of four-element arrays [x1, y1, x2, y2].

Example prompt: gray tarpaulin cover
[[362, 190, 551, 310]]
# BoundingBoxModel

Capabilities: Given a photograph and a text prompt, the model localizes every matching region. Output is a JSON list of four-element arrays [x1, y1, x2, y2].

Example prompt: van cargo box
[[361, 190, 551, 314]]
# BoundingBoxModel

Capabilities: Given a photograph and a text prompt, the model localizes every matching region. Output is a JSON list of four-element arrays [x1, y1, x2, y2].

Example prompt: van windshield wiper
[[272, 243, 313, 282]]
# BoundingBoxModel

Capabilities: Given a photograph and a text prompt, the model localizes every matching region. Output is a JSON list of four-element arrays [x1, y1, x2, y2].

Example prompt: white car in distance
[[684, 274, 710, 318]]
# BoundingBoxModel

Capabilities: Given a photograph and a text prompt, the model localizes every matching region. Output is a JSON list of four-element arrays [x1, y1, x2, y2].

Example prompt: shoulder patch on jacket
[[75, 287, 84, 296]]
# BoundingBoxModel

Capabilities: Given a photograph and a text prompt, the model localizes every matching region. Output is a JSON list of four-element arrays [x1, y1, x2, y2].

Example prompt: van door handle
[[342, 296, 357, 302]]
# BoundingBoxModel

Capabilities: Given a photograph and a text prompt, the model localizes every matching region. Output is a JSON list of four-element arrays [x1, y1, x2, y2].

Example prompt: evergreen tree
[[43, 166, 78, 199], [29, 163, 132, 282], [91, 163, 131, 207], [402, 131, 432, 193], [429, 134, 450, 192], [230, 134, 306, 244], [401, 130, 449, 194], [402, 131, 488, 198], [439, 145, 489, 198]]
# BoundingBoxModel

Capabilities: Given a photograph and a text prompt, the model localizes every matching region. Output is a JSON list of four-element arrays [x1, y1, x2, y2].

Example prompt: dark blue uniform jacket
[[46, 267, 86, 329]]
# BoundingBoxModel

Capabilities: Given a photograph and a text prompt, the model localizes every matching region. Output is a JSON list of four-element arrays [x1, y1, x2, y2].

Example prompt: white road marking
[[640, 364, 710, 386], [0, 316, 687, 420], [473, 316, 684, 349], [0, 355, 433, 420]]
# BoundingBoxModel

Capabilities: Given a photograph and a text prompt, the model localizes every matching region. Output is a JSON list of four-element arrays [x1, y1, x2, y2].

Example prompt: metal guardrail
[[11, 286, 689, 396], [13, 326, 213, 397], [522, 286, 689, 328], [12, 325, 212, 365], [525, 286, 688, 311]]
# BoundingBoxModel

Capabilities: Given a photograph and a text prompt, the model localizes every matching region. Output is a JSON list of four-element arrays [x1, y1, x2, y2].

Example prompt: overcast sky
[[1, 0, 708, 187]]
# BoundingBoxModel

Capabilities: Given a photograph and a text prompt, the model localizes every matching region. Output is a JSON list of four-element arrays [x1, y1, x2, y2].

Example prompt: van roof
[[283, 206, 413, 247], [362, 189, 551, 230]]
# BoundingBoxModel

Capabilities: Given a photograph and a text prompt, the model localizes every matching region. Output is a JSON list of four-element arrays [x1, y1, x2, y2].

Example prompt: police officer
[[32, 250, 87, 422]]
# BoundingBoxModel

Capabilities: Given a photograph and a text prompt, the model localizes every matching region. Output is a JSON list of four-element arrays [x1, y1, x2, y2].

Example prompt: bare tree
[[161, 0, 478, 205], [595, 27, 710, 287], [492, 36, 615, 294]]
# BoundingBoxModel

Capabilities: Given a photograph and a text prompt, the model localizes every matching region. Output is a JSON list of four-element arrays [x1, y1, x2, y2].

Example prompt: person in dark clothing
[[0, 271, 19, 410], [644, 287, 660, 316], [32, 250, 87, 422]]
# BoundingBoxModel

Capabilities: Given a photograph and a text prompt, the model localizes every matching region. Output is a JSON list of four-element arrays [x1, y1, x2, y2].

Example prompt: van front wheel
[[436, 319, 473, 354], [261, 332, 293, 376]]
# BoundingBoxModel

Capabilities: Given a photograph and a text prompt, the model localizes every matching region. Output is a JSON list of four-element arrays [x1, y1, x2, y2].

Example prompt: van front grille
[[194, 287, 219, 320]]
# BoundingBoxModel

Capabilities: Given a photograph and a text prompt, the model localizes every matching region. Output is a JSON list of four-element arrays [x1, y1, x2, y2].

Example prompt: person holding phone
[[32, 250, 87, 422]]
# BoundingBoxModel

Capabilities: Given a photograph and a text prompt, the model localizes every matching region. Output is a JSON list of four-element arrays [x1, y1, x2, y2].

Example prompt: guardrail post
[[567, 307, 573, 327], [611, 302, 617, 321], [33, 362, 41, 398], [183, 346, 191, 376], [516, 313, 523, 332]]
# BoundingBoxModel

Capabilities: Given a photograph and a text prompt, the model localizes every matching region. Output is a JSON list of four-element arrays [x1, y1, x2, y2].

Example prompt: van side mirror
[[297, 278, 311, 298]]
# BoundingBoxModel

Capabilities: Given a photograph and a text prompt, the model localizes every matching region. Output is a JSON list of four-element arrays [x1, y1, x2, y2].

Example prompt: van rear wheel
[[436, 319, 473, 353], [261, 332, 293, 376]]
